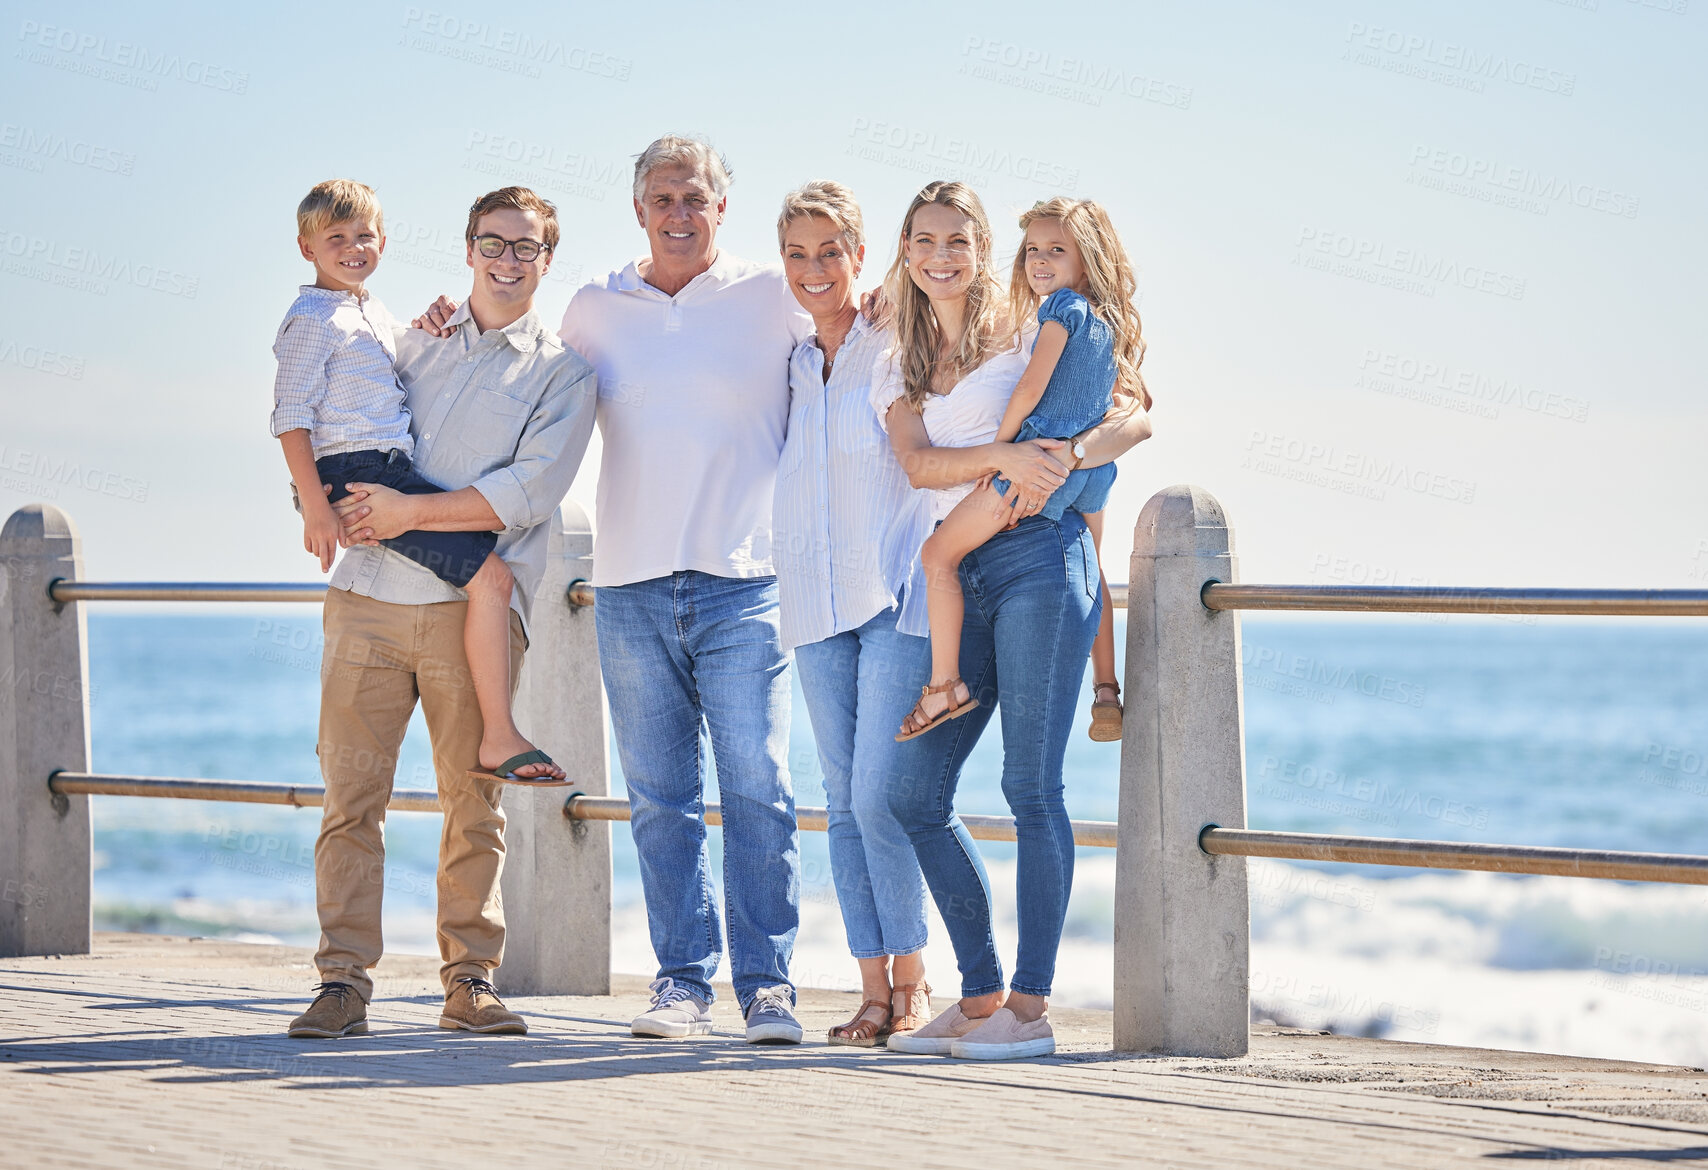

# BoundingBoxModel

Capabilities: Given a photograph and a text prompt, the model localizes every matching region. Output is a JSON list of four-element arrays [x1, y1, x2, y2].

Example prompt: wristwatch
[[1068, 439, 1087, 470]]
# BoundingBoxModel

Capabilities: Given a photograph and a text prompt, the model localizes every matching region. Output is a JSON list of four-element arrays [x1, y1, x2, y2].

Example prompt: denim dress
[[1019, 287, 1118, 520]]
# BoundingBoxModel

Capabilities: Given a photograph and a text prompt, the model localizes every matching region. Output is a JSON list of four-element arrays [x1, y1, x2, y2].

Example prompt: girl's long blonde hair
[[1009, 197, 1150, 410], [882, 181, 1013, 412]]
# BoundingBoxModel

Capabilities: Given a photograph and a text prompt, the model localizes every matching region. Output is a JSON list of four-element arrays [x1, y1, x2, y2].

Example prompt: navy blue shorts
[[316, 448, 497, 588]]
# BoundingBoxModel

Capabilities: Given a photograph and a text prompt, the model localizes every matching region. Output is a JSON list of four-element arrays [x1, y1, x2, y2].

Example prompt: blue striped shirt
[[774, 315, 931, 652]]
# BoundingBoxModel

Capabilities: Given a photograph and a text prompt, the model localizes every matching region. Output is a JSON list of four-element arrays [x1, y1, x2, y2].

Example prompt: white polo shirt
[[559, 252, 811, 588]]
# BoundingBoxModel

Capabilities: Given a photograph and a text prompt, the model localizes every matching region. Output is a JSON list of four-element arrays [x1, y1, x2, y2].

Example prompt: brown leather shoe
[[439, 975, 528, 1034], [287, 981, 368, 1038]]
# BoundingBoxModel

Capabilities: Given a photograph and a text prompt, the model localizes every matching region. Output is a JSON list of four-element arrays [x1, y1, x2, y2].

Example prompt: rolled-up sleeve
[[470, 362, 598, 533], [269, 314, 336, 436]]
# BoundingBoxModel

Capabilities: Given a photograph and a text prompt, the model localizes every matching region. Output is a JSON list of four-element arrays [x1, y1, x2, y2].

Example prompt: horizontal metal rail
[[45, 578, 1128, 611], [49, 580, 331, 604], [563, 793, 1118, 848], [47, 773, 1119, 848], [50, 772, 443, 813], [55, 579, 1708, 617], [1200, 827, 1708, 885], [1202, 583, 1708, 616], [56, 777, 1707, 881]]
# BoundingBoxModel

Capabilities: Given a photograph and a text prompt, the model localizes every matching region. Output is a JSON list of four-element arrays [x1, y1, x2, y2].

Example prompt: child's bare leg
[[1083, 511, 1117, 687], [462, 553, 564, 782], [912, 485, 1013, 726]]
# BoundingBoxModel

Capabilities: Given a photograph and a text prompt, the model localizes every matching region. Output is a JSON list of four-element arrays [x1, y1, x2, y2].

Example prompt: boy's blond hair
[[297, 179, 383, 239], [1009, 197, 1150, 410]]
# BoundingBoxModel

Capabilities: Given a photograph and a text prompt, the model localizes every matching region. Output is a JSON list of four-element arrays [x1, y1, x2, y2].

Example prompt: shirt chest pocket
[[479, 387, 534, 419]]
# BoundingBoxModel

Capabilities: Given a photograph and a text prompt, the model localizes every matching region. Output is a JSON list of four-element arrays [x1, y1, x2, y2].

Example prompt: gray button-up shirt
[[329, 303, 597, 633]]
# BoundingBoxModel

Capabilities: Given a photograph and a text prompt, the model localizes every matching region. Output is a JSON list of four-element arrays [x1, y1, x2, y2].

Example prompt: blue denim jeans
[[888, 513, 1101, 998], [795, 603, 932, 959], [595, 572, 800, 1010]]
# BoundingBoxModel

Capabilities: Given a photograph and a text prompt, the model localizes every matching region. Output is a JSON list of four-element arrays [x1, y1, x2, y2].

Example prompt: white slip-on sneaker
[[949, 1007, 1056, 1060], [744, 984, 803, 1045], [885, 1001, 984, 1055], [631, 977, 714, 1038]]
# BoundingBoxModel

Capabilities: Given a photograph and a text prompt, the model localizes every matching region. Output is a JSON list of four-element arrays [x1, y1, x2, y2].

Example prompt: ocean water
[[82, 611, 1708, 1066]]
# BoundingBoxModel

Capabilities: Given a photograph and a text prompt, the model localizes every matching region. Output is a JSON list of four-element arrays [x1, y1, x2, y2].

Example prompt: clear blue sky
[[3, 0, 1703, 590]]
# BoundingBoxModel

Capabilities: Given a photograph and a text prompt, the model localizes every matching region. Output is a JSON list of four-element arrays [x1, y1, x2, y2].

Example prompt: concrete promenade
[[3, 934, 1707, 1169]]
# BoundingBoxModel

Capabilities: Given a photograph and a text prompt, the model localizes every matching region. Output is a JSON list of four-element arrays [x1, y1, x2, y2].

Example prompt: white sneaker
[[949, 1007, 1056, 1060], [744, 984, 803, 1045], [631, 977, 714, 1038]]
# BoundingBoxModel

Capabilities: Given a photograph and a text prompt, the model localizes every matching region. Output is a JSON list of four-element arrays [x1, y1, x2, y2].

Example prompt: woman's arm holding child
[[994, 321, 1068, 442], [1067, 395, 1153, 470], [278, 430, 340, 572], [885, 403, 1069, 501]]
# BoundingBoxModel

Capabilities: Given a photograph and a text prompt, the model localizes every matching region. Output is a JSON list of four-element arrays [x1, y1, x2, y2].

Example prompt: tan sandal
[[1088, 681, 1123, 742], [890, 981, 932, 1035], [828, 999, 892, 1048], [895, 678, 978, 742]]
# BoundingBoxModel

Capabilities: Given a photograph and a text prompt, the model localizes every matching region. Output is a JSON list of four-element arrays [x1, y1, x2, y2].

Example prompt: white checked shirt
[[329, 304, 598, 633], [269, 285, 414, 459], [774, 316, 931, 651]]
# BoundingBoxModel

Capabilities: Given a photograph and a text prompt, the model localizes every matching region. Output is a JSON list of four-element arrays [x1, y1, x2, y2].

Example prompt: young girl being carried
[[897, 196, 1149, 743]]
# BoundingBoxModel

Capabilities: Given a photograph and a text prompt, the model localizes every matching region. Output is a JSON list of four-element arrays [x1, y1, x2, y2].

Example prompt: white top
[[268, 286, 414, 459], [559, 253, 811, 588], [870, 341, 1030, 523], [773, 316, 932, 651]]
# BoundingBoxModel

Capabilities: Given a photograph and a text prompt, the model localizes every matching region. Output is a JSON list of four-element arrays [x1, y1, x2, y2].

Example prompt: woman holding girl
[[875, 183, 1150, 1060], [771, 181, 1149, 1048]]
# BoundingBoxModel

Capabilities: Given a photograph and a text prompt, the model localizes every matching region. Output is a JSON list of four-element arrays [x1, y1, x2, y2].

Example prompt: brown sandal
[[895, 678, 979, 742], [890, 981, 932, 1034], [828, 999, 892, 1048], [1088, 681, 1123, 742]]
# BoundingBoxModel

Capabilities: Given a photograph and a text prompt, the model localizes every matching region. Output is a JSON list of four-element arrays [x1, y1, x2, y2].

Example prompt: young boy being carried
[[269, 179, 563, 786]]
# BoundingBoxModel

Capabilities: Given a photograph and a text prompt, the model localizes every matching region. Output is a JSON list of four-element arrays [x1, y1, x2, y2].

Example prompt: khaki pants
[[313, 587, 525, 1000]]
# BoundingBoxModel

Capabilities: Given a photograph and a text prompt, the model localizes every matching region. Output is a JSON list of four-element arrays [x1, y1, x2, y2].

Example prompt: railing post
[[0, 505, 92, 957], [1115, 484, 1249, 1056], [499, 501, 611, 995]]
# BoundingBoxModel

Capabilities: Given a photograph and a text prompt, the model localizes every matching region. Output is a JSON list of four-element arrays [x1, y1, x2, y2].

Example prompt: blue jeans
[[888, 513, 1101, 998], [595, 572, 800, 1010], [795, 603, 932, 959]]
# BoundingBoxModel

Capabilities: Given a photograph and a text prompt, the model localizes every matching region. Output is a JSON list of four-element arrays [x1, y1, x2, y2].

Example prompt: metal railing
[[1202, 582, 1708, 616], [36, 569, 1708, 887], [57, 578, 1708, 617], [46, 577, 1112, 611], [1199, 827, 1708, 885], [45, 773, 1120, 848], [13, 487, 1708, 1057]]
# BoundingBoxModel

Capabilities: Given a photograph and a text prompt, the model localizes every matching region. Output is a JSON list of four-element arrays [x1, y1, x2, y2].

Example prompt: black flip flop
[[466, 749, 568, 787]]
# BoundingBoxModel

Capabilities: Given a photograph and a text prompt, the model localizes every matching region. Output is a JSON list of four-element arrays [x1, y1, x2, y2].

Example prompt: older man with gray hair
[[560, 136, 812, 1044]]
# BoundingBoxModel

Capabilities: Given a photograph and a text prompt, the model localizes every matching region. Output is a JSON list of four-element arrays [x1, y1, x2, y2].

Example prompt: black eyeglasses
[[472, 234, 549, 263]]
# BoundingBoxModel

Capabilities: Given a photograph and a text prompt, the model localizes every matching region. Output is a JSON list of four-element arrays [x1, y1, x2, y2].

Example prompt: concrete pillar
[[0, 505, 92, 957], [1114, 485, 1249, 1056], [500, 501, 611, 995]]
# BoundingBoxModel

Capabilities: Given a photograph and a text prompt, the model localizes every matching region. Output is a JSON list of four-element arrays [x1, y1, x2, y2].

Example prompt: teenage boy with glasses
[[281, 185, 596, 1038]]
